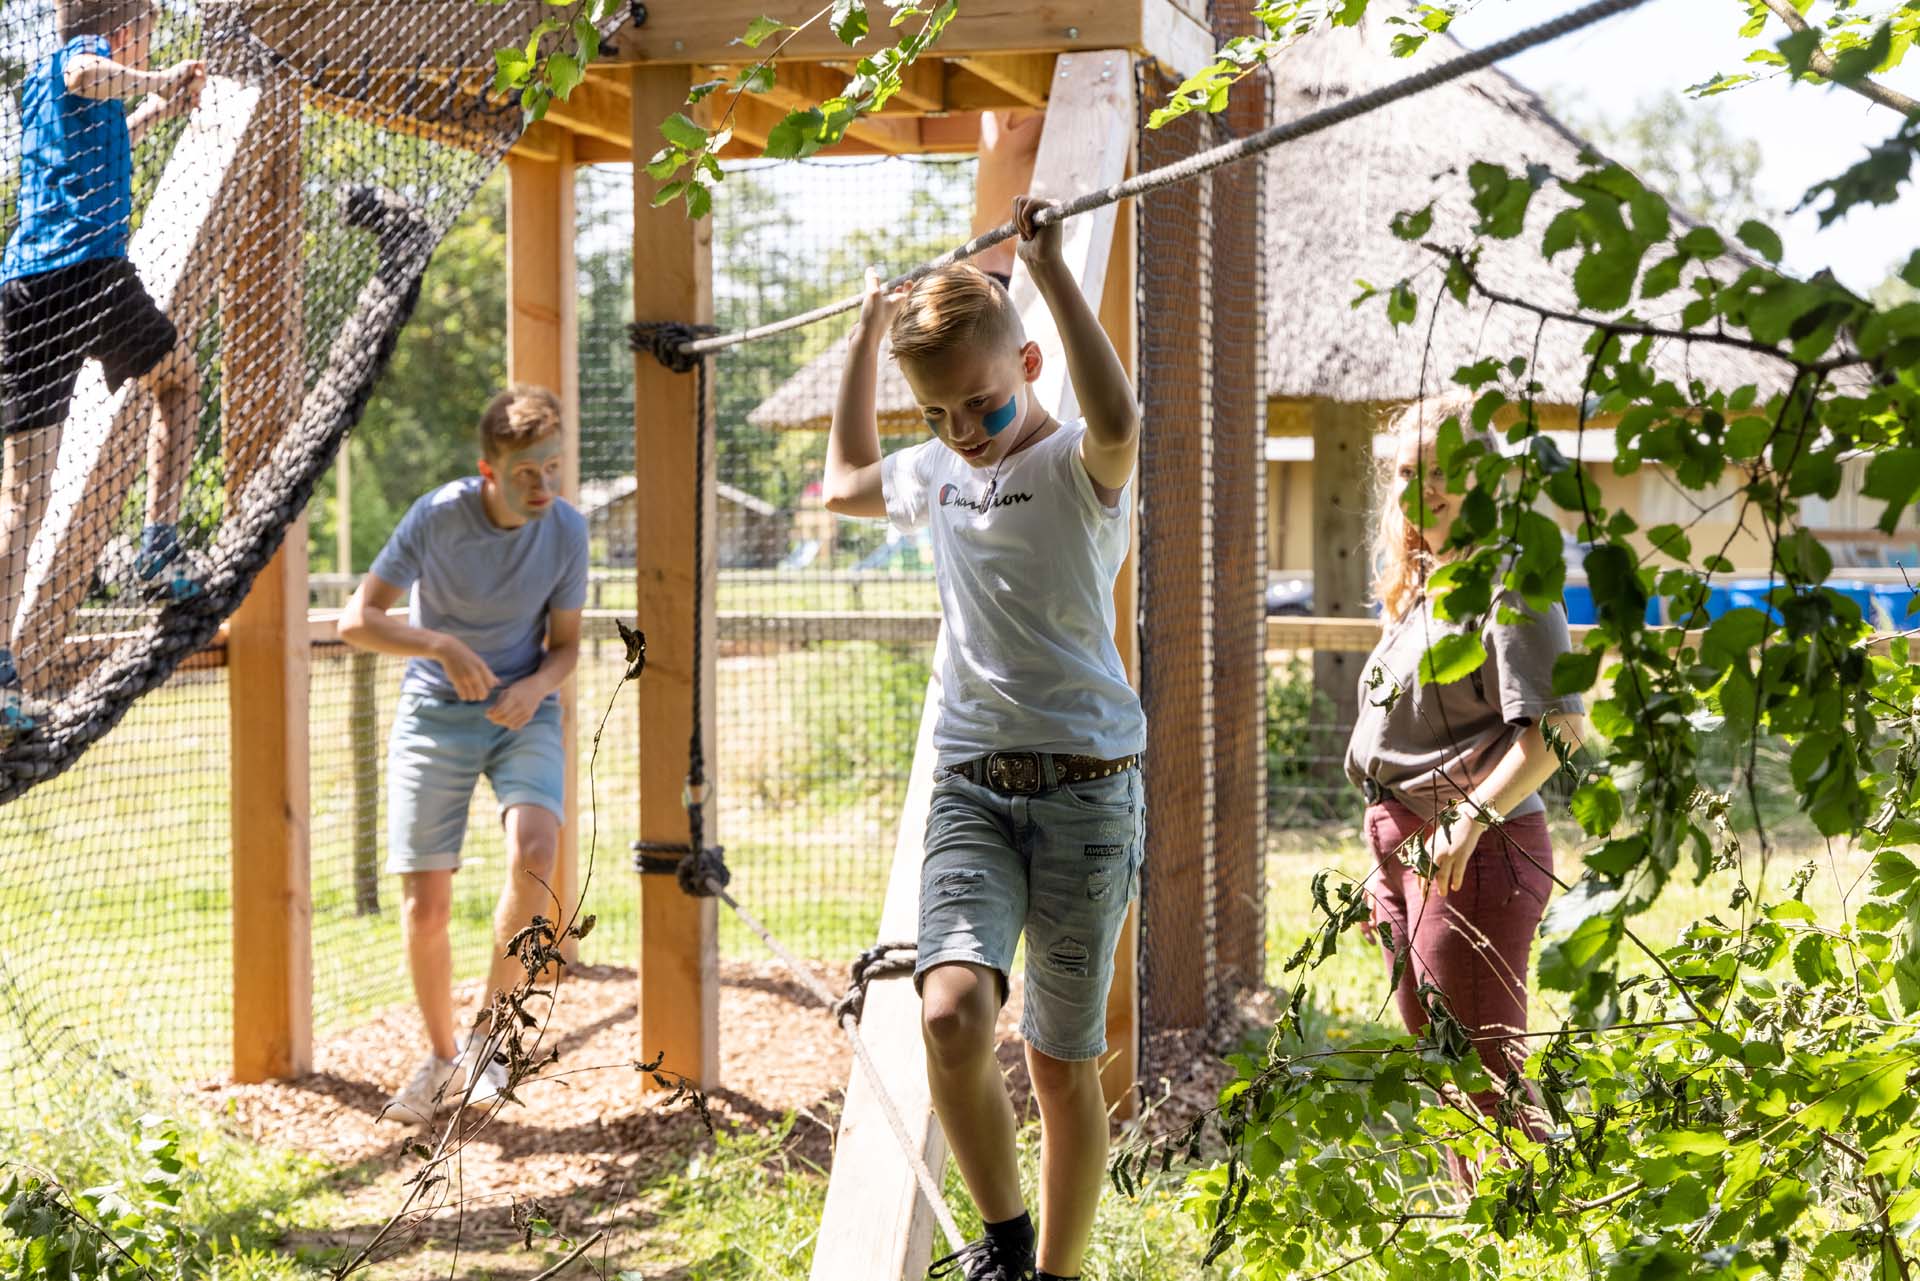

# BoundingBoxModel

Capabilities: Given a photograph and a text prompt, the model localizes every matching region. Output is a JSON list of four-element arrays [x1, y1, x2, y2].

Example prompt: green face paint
[[491, 434, 563, 523]]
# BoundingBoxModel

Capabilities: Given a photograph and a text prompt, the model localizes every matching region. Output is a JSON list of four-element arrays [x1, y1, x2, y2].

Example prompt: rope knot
[[629, 321, 717, 374], [830, 942, 917, 1024]]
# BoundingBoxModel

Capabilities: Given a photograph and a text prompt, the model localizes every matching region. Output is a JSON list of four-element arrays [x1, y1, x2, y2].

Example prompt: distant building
[[579, 476, 789, 569]]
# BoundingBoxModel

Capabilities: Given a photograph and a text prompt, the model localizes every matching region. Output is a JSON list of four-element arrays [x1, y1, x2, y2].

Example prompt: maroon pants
[[1365, 799, 1553, 1159]]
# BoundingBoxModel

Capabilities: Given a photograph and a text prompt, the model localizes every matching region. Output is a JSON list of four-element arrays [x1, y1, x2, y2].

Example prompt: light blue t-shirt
[[370, 477, 589, 702], [1, 36, 135, 282]]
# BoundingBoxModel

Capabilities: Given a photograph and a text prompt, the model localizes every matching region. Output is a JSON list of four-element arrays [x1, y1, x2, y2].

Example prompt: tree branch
[[1424, 244, 1870, 374], [1760, 0, 1920, 117]]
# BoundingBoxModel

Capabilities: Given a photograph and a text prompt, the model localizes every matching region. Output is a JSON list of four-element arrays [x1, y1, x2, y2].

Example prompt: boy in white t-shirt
[[823, 197, 1146, 1281]]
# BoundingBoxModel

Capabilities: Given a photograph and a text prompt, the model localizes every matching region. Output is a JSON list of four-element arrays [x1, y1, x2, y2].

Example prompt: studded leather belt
[[937, 751, 1140, 796]]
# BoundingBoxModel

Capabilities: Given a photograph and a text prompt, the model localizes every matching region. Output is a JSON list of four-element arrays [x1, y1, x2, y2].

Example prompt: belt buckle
[[986, 751, 1042, 796]]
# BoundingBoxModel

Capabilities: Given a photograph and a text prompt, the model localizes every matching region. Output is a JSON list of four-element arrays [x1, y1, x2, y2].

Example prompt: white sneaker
[[456, 1034, 510, 1107], [381, 1054, 458, 1124]]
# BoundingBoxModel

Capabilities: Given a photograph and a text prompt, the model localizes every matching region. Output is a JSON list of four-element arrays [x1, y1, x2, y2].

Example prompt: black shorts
[[0, 257, 177, 436]]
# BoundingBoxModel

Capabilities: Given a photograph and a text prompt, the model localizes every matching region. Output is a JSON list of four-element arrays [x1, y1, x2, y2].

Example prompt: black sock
[[984, 1210, 1034, 1259]]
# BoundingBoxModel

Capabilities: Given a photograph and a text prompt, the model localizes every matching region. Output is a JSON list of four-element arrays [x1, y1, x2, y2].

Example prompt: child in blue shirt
[[0, 0, 205, 727]]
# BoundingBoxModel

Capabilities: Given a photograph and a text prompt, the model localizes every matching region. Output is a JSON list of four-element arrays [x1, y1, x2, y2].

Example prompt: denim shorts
[[386, 692, 565, 874], [915, 764, 1144, 1061]]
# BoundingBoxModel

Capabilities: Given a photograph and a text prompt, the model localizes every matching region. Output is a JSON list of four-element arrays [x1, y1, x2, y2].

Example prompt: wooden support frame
[[227, 79, 312, 1083], [506, 132, 583, 963], [951, 54, 1056, 107], [632, 65, 721, 1090], [236, 1, 1216, 78], [1311, 400, 1374, 739]]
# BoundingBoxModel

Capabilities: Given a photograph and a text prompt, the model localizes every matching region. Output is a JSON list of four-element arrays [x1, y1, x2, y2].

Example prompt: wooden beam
[[952, 54, 1055, 107], [943, 65, 1045, 113], [811, 651, 949, 1281], [1138, 117, 1216, 1031], [234, 1, 1215, 82], [573, 135, 633, 164], [619, 4, 1145, 64], [227, 79, 311, 1084], [1310, 400, 1374, 735], [632, 64, 721, 1091], [1099, 178, 1141, 1122], [1141, 0, 1217, 80], [1008, 52, 1132, 421], [507, 132, 583, 965], [544, 75, 634, 148]]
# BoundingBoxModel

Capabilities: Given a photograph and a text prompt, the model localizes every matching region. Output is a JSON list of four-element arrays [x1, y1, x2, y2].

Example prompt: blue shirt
[[1, 36, 134, 282], [370, 477, 589, 702]]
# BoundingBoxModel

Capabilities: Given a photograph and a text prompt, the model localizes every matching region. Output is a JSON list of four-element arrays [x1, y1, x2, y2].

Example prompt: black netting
[[0, 0, 619, 1112], [1135, 51, 1270, 1045], [585, 157, 973, 961], [0, 2, 608, 798]]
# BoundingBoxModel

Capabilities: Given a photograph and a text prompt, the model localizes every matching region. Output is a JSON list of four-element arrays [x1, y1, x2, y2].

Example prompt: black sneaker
[[927, 1235, 1035, 1281]]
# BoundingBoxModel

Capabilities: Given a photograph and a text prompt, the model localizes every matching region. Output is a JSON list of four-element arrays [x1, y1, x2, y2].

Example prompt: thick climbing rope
[[671, 0, 1650, 360], [623, 0, 1653, 1255]]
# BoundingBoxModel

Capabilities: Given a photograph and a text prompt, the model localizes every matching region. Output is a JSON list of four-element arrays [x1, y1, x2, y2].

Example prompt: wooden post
[[632, 65, 720, 1088], [350, 648, 381, 916], [811, 656, 949, 1281], [335, 436, 353, 578], [1311, 401, 1374, 738], [1099, 188, 1140, 1120], [1138, 122, 1216, 1031], [1209, 67, 1268, 990], [506, 134, 583, 958], [225, 80, 310, 1082]]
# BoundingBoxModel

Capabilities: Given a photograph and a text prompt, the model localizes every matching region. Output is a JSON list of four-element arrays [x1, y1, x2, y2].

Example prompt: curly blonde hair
[[1370, 391, 1497, 623]]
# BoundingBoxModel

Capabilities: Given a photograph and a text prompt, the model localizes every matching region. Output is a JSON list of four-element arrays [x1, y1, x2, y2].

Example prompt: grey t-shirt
[[1344, 590, 1584, 821], [370, 477, 589, 702]]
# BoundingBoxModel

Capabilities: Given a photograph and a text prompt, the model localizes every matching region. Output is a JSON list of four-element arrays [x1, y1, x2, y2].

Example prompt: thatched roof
[[747, 11, 1784, 432]]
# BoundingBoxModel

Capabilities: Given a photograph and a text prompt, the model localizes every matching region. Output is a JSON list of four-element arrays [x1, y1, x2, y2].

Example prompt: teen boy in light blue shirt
[[339, 384, 588, 1124]]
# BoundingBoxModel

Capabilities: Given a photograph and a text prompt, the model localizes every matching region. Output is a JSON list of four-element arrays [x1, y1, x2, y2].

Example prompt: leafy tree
[[1555, 91, 1768, 229]]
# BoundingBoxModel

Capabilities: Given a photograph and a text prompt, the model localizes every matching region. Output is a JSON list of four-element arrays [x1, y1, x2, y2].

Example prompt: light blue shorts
[[915, 764, 1144, 1062], [386, 692, 565, 874]]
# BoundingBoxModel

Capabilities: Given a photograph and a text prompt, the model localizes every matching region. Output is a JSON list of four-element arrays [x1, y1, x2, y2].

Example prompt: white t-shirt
[[881, 420, 1147, 765]]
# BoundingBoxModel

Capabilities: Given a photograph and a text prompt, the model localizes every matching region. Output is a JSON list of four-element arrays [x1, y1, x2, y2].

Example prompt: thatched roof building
[[747, 12, 1783, 435]]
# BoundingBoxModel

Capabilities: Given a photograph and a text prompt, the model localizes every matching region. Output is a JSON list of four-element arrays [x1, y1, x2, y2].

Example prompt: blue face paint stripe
[[982, 394, 1018, 436]]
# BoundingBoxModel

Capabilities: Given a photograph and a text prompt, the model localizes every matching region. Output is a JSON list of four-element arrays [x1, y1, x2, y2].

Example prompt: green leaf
[[1863, 448, 1920, 535], [1417, 633, 1487, 686], [1570, 779, 1623, 837], [832, 0, 869, 44], [1645, 523, 1691, 560], [736, 14, 787, 47], [1387, 281, 1418, 328], [1552, 648, 1602, 696], [644, 147, 688, 180], [1701, 608, 1769, 669], [1584, 543, 1648, 628], [659, 112, 708, 150], [1677, 226, 1725, 259], [1390, 203, 1434, 242], [1779, 27, 1822, 78], [547, 52, 583, 99], [1737, 219, 1784, 263]]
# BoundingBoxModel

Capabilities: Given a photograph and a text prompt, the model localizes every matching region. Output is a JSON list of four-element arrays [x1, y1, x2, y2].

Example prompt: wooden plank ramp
[[811, 644, 948, 1281]]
